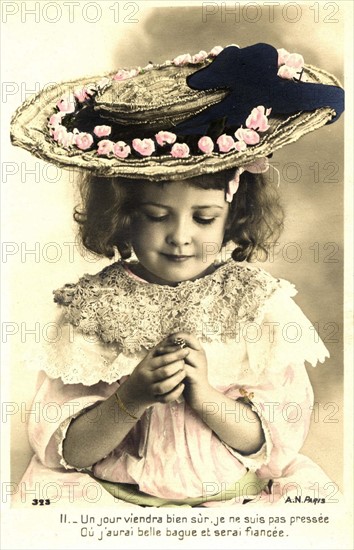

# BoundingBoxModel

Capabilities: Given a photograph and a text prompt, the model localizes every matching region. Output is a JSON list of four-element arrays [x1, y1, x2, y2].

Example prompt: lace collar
[[53, 259, 281, 355]]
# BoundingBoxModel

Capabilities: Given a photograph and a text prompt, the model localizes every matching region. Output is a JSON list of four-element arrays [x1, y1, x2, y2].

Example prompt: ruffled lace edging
[[250, 276, 297, 326], [25, 339, 142, 386], [249, 278, 330, 373], [56, 415, 83, 471]]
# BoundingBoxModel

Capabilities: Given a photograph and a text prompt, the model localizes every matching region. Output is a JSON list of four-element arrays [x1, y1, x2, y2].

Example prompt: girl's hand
[[164, 332, 211, 408], [122, 339, 189, 408]]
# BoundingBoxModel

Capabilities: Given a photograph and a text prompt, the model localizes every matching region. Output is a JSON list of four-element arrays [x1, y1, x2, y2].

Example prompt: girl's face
[[130, 180, 229, 285]]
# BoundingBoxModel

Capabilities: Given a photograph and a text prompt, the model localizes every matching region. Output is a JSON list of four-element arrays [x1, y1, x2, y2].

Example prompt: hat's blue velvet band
[[175, 43, 344, 135]]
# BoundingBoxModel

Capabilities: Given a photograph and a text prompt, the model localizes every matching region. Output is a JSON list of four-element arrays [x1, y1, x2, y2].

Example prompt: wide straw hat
[[10, 43, 344, 181]]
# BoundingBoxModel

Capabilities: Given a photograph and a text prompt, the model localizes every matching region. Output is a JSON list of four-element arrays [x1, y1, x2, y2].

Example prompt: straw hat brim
[[10, 63, 340, 181]]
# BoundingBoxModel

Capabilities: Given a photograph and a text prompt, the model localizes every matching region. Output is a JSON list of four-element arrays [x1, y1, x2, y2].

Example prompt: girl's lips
[[161, 253, 194, 262]]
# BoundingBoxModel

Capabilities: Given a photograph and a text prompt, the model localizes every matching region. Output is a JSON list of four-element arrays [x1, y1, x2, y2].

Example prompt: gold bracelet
[[114, 392, 138, 420]]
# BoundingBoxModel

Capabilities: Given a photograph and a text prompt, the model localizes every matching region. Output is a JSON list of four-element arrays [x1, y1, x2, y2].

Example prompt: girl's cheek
[[140, 221, 160, 236], [132, 218, 150, 234], [209, 221, 227, 241]]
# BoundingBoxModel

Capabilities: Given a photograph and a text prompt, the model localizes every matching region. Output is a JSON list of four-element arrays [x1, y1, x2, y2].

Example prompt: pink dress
[[14, 259, 335, 507]]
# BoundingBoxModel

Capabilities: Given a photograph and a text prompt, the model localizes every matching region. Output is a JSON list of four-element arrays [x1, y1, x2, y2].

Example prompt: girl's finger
[[152, 361, 186, 382], [168, 332, 202, 351], [154, 344, 189, 356], [183, 364, 195, 378], [151, 348, 189, 368], [183, 349, 199, 369], [151, 368, 186, 396], [153, 345, 174, 357], [156, 382, 185, 404], [155, 333, 179, 348]]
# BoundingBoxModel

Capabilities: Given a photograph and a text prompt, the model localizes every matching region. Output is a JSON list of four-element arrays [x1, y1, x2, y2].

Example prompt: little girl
[[10, 42, 344, 507]]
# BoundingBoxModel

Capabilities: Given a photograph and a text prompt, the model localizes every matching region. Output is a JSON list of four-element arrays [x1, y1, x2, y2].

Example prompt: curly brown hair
[[74, 168, 284, 262]]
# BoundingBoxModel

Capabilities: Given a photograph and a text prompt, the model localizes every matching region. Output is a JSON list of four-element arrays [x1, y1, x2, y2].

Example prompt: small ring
[[173, 337, 187, 349]]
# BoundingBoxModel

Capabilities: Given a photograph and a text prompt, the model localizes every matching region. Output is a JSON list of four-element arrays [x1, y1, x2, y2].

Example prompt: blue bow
[[175, 43, 344, 135]]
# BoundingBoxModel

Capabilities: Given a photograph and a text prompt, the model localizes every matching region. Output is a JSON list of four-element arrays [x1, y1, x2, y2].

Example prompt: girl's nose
[[166, 218, 192, 247]]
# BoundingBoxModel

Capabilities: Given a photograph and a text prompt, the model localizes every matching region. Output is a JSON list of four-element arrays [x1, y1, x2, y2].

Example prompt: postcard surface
[[1, 1, 353, 549]]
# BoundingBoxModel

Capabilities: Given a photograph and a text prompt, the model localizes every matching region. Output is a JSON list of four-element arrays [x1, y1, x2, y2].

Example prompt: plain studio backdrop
[[1, 0, 350, 504]]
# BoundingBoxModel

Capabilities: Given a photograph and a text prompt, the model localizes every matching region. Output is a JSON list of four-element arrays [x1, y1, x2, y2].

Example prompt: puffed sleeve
[[28, 371, 117, 470], [27, 310, 143, 470], [222, 280, 329, 478]]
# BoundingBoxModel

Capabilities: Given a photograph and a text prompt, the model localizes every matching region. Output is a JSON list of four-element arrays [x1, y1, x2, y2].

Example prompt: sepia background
[[1, 0, 347, 496]]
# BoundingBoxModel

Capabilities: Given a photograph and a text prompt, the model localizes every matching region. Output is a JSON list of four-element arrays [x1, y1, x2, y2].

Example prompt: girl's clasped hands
[[124, 333, 208, 409]]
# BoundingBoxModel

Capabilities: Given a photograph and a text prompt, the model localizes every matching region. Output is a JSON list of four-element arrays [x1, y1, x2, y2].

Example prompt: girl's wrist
[[116, 380, 151, 418], [184, 380, 214, 413]]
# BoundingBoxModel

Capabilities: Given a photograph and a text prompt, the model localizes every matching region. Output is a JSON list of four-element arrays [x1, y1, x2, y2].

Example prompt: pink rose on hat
[[97, 77, 111, 90], [113, 68, 139, 81], [74, 87, 90, 103], [246, 106, 271, 132], [278, 66, 297, 79], [97, 140, 114, 156], [52, 126, 67, 142], [142, 63, 154, 72], [278, 60, 304, 79], [286, 53, 304, 69], [85, 83, 97, 96], [75, 132, 94, 151], [173, 53, 192, 66], [57, 93, 76, 114], [277, 48, 290, 66], [235, 127, 260, 145], [170, 143, 190, 158], [94, 125, 112, 137], [113, 141, 131, 159], [132, 138, 155, 156], [155, 131, 177, 147], [191, 50, 208, 64], [216, 134, 235, 153], [198, 136, 214, 154], [48, 113, 64, 128], [234, 140, 247, 152], [61, 131, 76, 148], [209, 45, 223, 57], [52, 127, 76, 148], [277, 49, 304, 79]]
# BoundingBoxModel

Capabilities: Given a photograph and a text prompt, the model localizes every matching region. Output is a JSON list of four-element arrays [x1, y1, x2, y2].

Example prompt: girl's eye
[[144, 213, 216, 225], [145, 214, 168, 222], [194, 217, 216, 225]]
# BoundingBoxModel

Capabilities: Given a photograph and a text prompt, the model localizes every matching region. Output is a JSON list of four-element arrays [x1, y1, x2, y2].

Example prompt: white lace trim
[[26, 260, 329, 386], [30, 337, 141, 385], [53, 259, 282, 355], [56, 416, 80, 470], [222, 441, 268, 472], [252, 285, 330, 373]]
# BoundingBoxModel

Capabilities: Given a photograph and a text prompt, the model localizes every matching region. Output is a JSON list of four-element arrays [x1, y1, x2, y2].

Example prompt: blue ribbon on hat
[[175, 43, 344, 135]]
